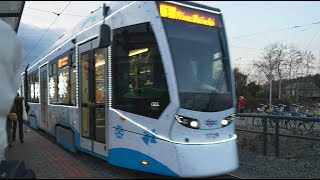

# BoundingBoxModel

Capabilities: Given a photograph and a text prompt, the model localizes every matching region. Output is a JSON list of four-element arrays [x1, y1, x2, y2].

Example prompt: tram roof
[[26, 1, 222, 70], [177, 1, 221, 13]]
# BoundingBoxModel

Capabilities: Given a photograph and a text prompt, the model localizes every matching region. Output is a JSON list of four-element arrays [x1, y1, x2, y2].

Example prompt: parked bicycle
[[250, 102, 320, 133], [252, 104, 267, 127], [300, 105, 320, 131], [286, 104, 308, 130], [274, 104, 295, 129], [252, 104, 288, 128]]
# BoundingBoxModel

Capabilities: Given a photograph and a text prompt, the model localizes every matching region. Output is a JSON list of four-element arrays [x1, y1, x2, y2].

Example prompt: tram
[[20, 1, 238, 177]]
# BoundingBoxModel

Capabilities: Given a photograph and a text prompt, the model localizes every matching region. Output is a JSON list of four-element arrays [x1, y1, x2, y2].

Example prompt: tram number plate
[[205, 133, 219, 139]]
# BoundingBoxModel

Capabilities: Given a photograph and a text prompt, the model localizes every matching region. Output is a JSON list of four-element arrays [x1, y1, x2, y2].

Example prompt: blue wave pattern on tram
[[108, 148, 178, 177]]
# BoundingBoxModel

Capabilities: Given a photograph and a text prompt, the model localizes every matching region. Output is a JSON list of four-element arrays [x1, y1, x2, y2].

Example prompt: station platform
[[4, 124, 97, 179]]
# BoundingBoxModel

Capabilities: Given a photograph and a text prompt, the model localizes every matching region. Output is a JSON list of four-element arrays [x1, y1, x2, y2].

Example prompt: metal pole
[[269, 74, 272, 107], [275, 118, 280, 158], [296, 83, 299, 103], [263, 117, 268, 156], [24, 64, 29, 100]]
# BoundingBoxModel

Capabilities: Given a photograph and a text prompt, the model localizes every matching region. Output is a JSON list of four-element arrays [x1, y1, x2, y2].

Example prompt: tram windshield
[[161, 7, 233, 112]]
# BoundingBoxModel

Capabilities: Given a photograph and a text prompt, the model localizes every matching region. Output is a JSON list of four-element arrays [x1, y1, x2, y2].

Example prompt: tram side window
[[49, 54, 76, 106], [49, 63, 59, 104], [34, 73, 39, 102], [28, 75, 31, 101], [18, 80, 22, 98], [70, 53, 76, 106], [58, 65, 70, 105], [28, 71, 39, 103], [112, 22, 170, 119], [28, 73, 32, 102], [21, 76, 24, 98]]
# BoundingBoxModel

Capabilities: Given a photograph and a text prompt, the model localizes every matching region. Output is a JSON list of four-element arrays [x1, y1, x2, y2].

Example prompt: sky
[[17, 1, 320, 76]]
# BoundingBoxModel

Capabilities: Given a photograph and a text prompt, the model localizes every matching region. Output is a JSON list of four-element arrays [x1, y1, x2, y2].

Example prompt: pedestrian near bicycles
[[237, 96, 246, 119], [6, 102, 17, 148], [12, 93, 28, 143]]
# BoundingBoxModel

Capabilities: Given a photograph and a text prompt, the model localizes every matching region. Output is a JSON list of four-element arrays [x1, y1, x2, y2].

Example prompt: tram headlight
[[221, 119, 229, 125], [221, 114, 236, 127], [175, 115, 200, 129], [190, 121, 199, 128]]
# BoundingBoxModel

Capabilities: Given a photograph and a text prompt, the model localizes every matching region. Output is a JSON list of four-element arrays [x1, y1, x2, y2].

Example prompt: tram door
[[40, 65, 48, 129], [79, 39, 108, 157]]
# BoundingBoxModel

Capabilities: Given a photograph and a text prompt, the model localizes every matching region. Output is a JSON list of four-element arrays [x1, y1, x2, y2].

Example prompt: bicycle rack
[[236, 113, 320, 158]]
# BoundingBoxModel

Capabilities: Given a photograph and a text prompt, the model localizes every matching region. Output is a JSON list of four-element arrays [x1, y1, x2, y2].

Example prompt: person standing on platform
[[12, 93, 28, 143]]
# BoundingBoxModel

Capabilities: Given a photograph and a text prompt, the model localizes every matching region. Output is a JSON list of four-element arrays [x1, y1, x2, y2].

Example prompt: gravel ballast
[[232, 118, 320, 179]]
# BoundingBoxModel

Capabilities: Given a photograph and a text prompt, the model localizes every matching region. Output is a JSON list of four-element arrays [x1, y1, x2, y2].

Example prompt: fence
[[236, 113, 320, 158]]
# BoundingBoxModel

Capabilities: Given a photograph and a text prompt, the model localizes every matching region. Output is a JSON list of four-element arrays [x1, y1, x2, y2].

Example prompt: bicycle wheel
[[303, 121, 315, 131], [252, 117, 262, 127], [267, 119, 275, 128], [280, 119, 288, 129], [281, 119, 292, 130], [279, 119, 285, 129], [287, 119, 297, 130], [283, 119, 291, 129], [296, 121, 305, 130]]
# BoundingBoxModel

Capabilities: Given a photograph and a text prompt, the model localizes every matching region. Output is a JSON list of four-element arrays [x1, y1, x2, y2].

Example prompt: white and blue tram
[[20, 1, 238, 178]]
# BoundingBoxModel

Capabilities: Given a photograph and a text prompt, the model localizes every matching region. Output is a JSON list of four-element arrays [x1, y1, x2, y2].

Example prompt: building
[[282, 82, 320, 100]]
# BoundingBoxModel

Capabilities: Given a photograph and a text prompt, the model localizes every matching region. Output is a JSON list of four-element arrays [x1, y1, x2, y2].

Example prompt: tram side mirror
[[98, 24, 111, 48]]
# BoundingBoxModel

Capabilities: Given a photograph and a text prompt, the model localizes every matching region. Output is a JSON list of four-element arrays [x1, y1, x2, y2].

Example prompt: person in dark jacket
[[6, 102, 16, 148], [12, 93, 27, 143]]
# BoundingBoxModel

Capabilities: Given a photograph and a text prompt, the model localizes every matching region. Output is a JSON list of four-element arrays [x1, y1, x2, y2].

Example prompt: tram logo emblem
[[205, 119, 219, 126], [151, 102, 160, 107], [114, 125, 124, 139], [142, 129, 157, 145]]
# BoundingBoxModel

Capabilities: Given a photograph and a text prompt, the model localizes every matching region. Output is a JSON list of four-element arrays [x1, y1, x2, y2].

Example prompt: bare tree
[[284, 45, 303, 97], [294, 50, 316, 102], [253, 43, 286, 106], [253, 43, 317, 103], [249, 69, 266, 85], [273, 43, 287, 99], [301, 50, 316, 77]]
